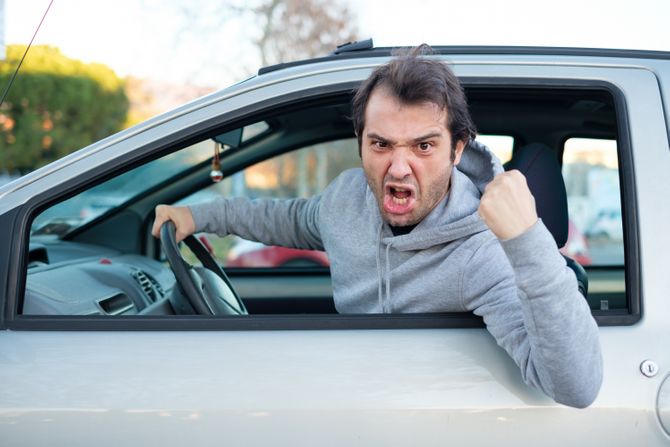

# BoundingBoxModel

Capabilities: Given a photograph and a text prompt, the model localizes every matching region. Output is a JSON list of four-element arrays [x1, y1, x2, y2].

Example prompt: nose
[[387, 149, 412, 180]]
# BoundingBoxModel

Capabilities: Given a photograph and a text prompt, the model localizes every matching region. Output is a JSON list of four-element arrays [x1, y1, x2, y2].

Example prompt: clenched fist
[[151, 205, 196, 243], [478, 170, 538, 241]]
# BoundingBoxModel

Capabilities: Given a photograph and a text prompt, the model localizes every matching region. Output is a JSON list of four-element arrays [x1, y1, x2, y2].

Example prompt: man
[[152, 46, 602, 408]]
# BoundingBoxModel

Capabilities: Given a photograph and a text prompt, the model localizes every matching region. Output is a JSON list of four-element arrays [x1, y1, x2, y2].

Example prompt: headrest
[[503, 143, 568, 247]]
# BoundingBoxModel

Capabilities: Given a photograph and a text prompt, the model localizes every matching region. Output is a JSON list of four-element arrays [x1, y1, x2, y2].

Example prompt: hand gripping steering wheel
[[160, 221, 247, 315]]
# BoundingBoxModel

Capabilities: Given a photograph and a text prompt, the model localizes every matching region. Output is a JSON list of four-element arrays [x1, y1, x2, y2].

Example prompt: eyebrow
[[366, 132, 444, 146], [410, 132, 443, 144], [366, 133, 395, 145]]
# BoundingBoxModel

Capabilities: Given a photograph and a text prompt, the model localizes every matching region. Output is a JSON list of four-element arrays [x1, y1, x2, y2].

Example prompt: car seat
[[503, 142, 589, 297]]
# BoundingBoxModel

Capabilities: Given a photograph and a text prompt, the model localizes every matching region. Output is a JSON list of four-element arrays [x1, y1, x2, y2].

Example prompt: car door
[[1, 53, 669, 446]]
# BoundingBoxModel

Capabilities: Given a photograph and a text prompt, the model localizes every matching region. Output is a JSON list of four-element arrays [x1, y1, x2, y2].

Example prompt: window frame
[[5, 77, 641, 330]]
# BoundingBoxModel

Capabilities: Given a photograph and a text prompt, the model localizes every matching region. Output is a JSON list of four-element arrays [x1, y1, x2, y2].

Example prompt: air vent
[[132, 270, 163, 302]]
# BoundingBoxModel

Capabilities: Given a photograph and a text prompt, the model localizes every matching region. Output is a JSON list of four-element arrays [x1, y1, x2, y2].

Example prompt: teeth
[[392, 197, 408, 205]]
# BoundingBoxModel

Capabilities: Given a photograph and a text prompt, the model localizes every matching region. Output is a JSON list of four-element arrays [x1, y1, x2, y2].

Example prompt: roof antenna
[[331, 38, 373, 55], [0, 0, 55, 108]]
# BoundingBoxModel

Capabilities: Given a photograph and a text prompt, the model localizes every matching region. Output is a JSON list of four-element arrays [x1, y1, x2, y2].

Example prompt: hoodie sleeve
[[461, 220, 603, 408], [188, 195, 324, 251]]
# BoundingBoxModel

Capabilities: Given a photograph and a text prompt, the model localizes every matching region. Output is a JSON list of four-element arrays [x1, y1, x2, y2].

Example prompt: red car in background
[[225, 239, 329, 268], [560, 219, 592, 266]]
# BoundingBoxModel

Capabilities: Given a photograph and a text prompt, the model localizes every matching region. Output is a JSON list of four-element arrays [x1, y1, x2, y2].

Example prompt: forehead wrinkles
[[365, 91, 448, 141]]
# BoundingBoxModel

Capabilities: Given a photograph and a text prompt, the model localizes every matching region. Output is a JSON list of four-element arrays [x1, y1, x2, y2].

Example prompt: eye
[[373, 140, 389, 149], [418, 142, 432, 152]]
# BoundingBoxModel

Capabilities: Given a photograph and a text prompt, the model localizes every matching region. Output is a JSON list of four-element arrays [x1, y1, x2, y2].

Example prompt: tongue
[[393, 189, 411, 199]]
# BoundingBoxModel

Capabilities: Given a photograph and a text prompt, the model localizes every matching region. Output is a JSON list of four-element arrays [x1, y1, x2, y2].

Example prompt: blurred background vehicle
[[225, 238, 329, 267], [560, 219, 592, 266]]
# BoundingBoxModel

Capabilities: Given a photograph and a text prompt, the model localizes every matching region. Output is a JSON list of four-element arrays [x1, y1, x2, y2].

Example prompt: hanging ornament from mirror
[[210, 142, 223, 182]]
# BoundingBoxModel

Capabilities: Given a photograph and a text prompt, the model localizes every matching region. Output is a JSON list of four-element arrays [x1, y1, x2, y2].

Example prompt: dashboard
[[25, 237, 176, 315]]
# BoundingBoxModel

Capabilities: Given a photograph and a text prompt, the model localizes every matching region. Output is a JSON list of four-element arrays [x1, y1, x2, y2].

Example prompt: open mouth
[[389, 186, 412, 205], [383, 184, 416, 215]]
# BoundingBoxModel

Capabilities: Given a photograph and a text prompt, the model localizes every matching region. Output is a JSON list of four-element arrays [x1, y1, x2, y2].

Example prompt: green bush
[[0, 45, 129, 173]]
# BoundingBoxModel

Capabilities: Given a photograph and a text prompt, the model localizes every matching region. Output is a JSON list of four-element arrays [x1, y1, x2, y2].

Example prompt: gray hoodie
[[189, 141, 603, 408]]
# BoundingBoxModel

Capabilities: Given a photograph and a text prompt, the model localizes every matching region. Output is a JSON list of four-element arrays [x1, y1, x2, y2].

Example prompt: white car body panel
[[2, 330, 668, 446]]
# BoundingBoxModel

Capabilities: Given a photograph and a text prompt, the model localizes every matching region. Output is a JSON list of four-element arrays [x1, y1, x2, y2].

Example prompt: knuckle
[[510, 169, 526, 183], [501, 172, 514, 184], [479, 196, 491, 213], [483, 184, 498, 199]]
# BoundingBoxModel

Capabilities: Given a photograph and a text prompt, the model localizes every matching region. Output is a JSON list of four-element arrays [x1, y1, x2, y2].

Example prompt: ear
[[453, 139, 467, 165]]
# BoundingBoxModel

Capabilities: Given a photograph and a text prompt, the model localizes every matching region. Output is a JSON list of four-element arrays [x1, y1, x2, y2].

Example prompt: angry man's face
[[361, 88, 465, 227]]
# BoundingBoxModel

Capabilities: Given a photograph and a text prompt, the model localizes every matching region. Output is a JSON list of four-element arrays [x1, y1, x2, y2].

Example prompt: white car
[[1, 42, 669, 445], [587, 208, 624, 240]]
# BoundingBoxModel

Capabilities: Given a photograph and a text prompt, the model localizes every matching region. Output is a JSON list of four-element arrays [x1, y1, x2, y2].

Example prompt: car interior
[[23, 84, 628, 323]]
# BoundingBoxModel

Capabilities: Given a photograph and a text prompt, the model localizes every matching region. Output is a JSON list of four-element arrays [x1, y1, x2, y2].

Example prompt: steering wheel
[[160, 221, 247, 315]]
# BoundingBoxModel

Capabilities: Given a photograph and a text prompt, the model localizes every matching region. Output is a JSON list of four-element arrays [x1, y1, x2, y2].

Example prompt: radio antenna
[[0, 0, 55, 108]]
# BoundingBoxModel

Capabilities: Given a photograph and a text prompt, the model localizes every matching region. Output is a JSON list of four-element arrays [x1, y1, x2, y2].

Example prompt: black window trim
[[4, 76, 640, 330]]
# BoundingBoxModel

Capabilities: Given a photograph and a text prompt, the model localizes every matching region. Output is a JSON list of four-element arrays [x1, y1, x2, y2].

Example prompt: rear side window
[[561, 137, 626, 314], [562, 138, 623, 267]]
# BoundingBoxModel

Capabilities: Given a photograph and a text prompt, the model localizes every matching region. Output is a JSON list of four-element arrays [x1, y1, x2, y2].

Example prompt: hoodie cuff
[[188, 198, 227, 235]]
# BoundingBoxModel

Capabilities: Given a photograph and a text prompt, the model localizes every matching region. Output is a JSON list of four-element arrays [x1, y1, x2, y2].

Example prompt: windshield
[[31, 140, 214, 237]]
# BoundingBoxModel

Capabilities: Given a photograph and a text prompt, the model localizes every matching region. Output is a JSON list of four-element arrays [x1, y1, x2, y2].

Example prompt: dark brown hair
[[351, 44, 477, 152]]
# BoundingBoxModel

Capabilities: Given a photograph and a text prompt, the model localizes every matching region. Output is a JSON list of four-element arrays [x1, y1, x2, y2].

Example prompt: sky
[[5, 0, 670, 89]]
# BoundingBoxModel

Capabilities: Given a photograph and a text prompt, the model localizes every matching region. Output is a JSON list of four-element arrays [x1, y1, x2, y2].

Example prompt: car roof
[[2, 40, 661, 204], [258, 39, 670, 75]]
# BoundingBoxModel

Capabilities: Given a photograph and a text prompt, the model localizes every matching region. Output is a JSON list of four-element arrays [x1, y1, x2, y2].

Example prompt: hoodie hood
[[380, 140, 503, 251], [456, 139, 504, 193]]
